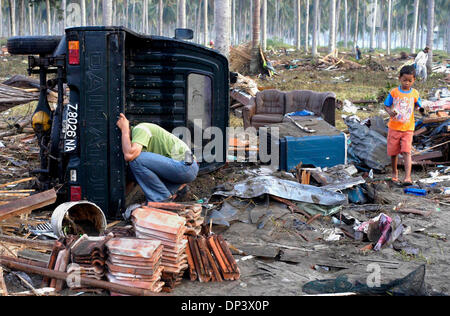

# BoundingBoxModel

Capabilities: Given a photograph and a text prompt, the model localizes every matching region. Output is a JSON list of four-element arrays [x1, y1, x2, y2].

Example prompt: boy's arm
[[384, 92, 396, 118]]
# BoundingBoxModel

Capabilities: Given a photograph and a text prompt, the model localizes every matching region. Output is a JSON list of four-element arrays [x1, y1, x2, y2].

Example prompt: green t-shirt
[[131, 123, 191, 161]]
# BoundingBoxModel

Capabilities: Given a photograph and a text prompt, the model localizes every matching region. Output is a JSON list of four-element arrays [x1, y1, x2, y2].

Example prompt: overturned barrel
[[51, 201, 107, 237]]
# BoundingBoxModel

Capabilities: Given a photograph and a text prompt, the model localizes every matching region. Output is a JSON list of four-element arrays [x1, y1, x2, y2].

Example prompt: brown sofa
[[243, 89, 336, 129]]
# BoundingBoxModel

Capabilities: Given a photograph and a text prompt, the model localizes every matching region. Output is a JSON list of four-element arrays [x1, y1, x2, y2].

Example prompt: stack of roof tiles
[[105, 237, 164, 294], [186, 235, 240, 282], [68, 235, 111, 282], [146, 202, 204, 236], [132, 206, 188, 292]]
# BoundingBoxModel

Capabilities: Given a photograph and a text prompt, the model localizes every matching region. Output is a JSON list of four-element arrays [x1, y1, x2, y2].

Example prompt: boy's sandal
[[402, 181, 413, 187]]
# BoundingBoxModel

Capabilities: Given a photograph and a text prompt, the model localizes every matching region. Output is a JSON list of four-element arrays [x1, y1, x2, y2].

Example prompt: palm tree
[[411, 0, 420, 53], [214, 0, 231, 59], [158, 0, 163, 35], [203, 0, 208, 46], [312, 0, 319, 56], [262, 0, 267, 50], [103, 0, 113, 25], [9, 0, 16, 36], [353, 0, 359, 50], [370, 0, 377, 50], [387, 0, 392, 54], [426, 0, 434, 71], [329, 0, 336, 53], [296, 0, 301, 50], [80, 0, 86, 26], [178, 0, 186, 28], [305, 0, 310, 51], [250, 0, 261, 74], [344, 0, 348, 48], [45, 0, 51, 34]]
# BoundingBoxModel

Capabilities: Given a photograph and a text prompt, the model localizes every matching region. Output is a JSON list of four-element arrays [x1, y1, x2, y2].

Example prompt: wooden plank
[[0, 177, 35, 189], [0, 267, 8, 296], [0, 189, 57, 221]]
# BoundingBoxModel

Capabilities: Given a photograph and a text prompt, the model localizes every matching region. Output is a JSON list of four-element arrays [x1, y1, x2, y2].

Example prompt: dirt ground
[[1, 47, 449, 296]]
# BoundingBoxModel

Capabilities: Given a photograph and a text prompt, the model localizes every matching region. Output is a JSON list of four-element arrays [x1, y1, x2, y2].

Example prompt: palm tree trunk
[[250, 0, 261, 74], [19, 0, 24, 35], [262, 0, 267, 50], [370, 0, 377, 50], [203, 0, 208, 46], [354, 0, 359, 50], [80, 0, 86, 26], [305, 0, 310, 51], [335, 0, 341, 45], [103, 0, 112, 25], [344, 0, 348, 48], [329, 0, 336, 54], [312, 0, 319, 56], [28, 0, 33, 35], [317, 3, 321, 47], [91, 0, 96, 25], [62, 0, 66, 30], [178, 0, 186, 28], [0, 0, 2, 37], [232, 0, 236, 46], [411, 0, 419, 53], [158, 0, 163, 35], [215, 0, 231, 59], [296, 0, 301, 50], [426, 0, 434, 71], [387, 0, 392, 54], [10, 0, 17, 37], [45, 0, 51, 34], [143, 0, 148, 33]]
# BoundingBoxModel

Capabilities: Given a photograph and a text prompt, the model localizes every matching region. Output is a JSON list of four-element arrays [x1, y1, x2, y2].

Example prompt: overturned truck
[[7, 27, 229, 219]]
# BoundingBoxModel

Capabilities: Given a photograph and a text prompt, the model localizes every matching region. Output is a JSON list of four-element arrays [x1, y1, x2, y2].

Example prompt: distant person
[[384, 65, 423, 186], [414, 46, 429, 81], [355, 46, 362, 60], [116, 113, 198, 202], [208, 40, 214, 49]]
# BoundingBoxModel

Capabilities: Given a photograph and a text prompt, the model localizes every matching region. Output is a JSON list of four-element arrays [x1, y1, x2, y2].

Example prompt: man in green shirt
[[117, 113, 198, 202]]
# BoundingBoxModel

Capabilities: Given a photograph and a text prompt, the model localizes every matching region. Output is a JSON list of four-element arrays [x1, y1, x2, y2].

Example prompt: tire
[[7, 36, 62, 55]]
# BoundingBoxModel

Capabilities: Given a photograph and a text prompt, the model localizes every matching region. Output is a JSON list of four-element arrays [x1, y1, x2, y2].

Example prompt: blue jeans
[[129, 152, 199, 202]]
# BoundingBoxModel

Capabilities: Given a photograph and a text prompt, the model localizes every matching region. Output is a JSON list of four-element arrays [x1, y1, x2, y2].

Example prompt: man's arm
[[116, 113, 143, 162]]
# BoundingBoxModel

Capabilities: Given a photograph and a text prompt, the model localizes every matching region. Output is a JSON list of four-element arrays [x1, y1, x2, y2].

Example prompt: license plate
[[63, 103, 78, 153]]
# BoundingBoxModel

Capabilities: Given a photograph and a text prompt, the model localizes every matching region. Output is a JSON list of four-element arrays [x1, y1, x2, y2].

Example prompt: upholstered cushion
[[251, 114, 285, 124], [285, 90, 336, 115], [255, 89, 285, 114]]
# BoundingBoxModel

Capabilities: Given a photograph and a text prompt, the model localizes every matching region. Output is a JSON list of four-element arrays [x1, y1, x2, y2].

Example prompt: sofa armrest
[[321, 97, 336, 126], [243, 102, 256, 129]]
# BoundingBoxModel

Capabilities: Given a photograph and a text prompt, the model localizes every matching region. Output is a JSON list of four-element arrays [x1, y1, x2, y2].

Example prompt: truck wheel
[[7, 36, 62, 55]]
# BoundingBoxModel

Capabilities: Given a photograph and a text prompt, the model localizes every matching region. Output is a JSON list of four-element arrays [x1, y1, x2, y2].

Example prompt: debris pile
[[317, 53, 363, 71], [105, 238, 165, 295], [132, 207, 188, 292]]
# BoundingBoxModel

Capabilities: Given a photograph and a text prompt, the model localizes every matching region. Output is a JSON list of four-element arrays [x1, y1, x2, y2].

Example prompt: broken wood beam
[[0, 235, 54, 250], [0, 255, 48, 268], [0, 257, 165, 296], [0, 189, 57, 221], [0, 177, 35, 189]]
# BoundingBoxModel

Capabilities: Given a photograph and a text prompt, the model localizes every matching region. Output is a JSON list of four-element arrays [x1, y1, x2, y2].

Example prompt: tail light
[[68, 41, 80, 65], [70, 186, 82, 201]]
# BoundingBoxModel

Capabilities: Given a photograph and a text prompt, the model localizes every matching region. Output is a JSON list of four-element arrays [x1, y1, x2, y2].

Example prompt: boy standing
[[384, 65, 423, 185]]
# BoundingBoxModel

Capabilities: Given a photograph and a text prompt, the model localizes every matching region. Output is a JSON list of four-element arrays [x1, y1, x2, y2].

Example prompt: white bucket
[[51, 201, 107, 237]]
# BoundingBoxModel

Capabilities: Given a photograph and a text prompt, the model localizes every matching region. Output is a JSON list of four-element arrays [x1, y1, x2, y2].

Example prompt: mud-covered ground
[[1, 47, 449, 296]]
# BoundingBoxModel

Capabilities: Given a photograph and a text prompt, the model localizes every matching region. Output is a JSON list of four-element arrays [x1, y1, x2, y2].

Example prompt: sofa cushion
[[251, 114, 284, 124], [255, 90, 285, 114], [285, 90, 335, 115]]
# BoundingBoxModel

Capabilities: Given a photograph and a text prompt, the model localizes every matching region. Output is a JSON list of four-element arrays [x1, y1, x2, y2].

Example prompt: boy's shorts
[[387, 129, 414, 156]]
